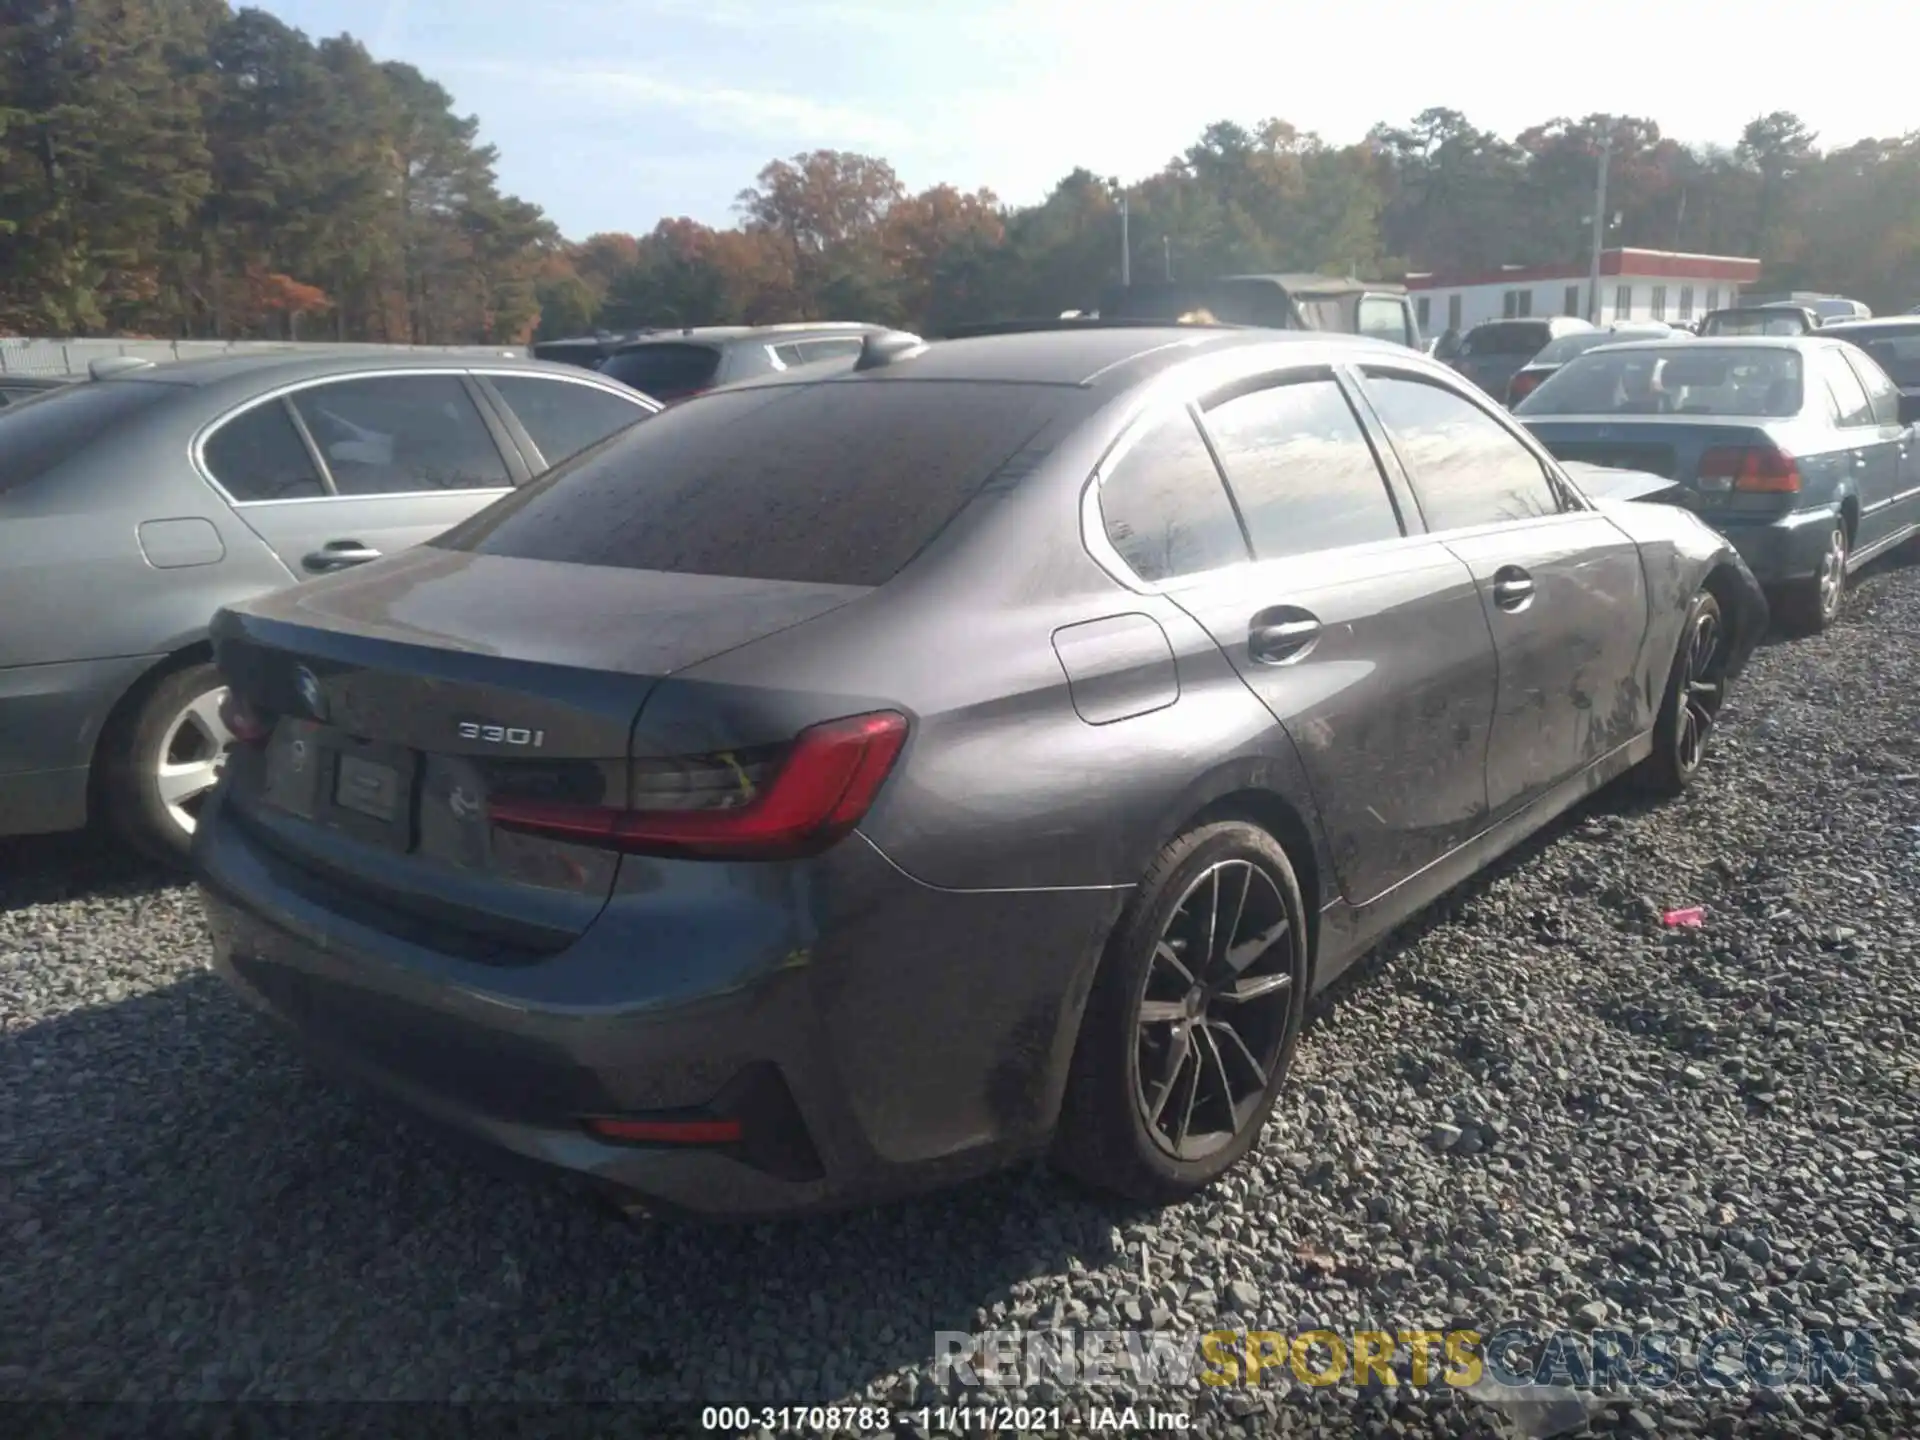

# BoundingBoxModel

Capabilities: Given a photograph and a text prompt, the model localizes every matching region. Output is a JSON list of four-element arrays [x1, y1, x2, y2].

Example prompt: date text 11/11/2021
[[700, 1404, 1178, 1432]]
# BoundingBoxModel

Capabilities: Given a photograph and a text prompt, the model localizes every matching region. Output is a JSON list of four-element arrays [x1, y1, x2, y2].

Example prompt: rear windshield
[[1837, 328, 1920, 387], [1460, 322, 1553, 358], [440, 381, 1071, 587], [0, 379, 171, 493], [1529, 332, 1623, 366], [1703, 310, 1812, 336], [596, 343, 723, 399], [1516, 347, 1804, 418]]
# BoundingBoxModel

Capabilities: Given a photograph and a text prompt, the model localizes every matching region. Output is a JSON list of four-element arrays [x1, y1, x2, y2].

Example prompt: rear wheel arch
[[86, 641, 215, 803]]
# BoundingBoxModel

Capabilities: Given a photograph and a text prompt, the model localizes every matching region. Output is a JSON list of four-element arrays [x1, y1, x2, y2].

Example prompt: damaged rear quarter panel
[[1591, 495, 1770, 692]]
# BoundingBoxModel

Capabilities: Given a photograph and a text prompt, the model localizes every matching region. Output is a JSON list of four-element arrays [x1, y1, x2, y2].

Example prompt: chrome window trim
[[192, 366, 653, 508]]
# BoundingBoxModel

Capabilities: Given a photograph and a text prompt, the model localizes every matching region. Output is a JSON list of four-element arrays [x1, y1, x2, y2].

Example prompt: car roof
[[607, 323, 886, 353], [1572, 335, 1826, 355], [1821, 317, 1920, 337], [104, 349, 595, 390], [712, 325, 1421, 392]]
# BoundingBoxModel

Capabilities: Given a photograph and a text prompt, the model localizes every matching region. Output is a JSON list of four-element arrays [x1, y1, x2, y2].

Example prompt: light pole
[[1586, 134, 1611, 324], [1120, 194, 1131, 287]]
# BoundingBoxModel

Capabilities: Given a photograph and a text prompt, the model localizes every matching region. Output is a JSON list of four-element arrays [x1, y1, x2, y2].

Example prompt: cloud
[[441, 59, 914, 151]]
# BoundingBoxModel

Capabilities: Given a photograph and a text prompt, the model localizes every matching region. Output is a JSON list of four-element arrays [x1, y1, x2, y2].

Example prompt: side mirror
[[1899, 394, 1920, 427]]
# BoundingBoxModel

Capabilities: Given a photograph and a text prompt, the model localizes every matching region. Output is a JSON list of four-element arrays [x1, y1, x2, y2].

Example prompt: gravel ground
[[5, 558, 1920, 1439]]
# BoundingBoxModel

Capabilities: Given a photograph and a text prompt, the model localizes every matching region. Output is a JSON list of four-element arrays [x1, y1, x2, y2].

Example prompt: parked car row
[[179, 321, 1781, 1217]]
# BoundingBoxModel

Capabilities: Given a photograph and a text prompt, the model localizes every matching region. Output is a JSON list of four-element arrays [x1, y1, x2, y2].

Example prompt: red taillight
[[1507, 371, 1544, 406], [583, 1116, 742, 1145], [1698, 444, 1801, 493], [218, 689, 271, 744], [489, 709, 909, 860]]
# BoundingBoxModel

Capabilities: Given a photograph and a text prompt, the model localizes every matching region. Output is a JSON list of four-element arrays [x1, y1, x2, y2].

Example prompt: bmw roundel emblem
[[294, 665, 325, 720]]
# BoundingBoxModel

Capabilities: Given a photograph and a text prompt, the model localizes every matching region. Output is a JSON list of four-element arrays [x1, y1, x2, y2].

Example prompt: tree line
[[3, 3, 1917, 345]]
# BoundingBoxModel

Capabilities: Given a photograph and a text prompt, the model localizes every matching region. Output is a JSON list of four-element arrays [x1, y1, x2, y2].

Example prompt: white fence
[[0, 337, 530, 377]]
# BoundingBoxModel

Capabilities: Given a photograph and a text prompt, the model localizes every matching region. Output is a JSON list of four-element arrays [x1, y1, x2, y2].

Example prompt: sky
[[253, 0, 1916, 242]]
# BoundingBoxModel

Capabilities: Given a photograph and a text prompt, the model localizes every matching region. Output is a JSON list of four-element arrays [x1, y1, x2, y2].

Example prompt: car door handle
[[1248, 610, 1322, 665], [1492, 566, 1535, 612], [301, 541, 381, 573]]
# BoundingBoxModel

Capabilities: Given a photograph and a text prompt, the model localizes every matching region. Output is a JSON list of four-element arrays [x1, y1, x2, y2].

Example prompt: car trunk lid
[[212, 546, 868, 958]]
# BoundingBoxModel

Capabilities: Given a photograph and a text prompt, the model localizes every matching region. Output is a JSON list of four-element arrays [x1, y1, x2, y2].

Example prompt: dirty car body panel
[[194, 328, 1763, 1216]]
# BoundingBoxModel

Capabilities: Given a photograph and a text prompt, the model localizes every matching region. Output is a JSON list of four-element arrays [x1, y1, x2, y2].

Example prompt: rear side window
[[0, 380, 171, 494], [444, 382, 1070, 587], [291, 375, 510, 495], [1361, 373, 1563, 531], [490, 375, 650, 470], [1202, 379, 1401, 559], [597, 344, 723, 399], [1098, 408, 1250, 582], [1839, 348, 1901, 426], [203, 400, 326, 501], [1816, 349, 1874, 427]]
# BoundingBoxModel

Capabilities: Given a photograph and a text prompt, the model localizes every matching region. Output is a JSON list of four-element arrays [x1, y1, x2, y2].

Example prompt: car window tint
[[1356, 298, 1410, 347], [290, 375, 509, 496], [1098, 408, 1250, 581], [596, 344, 722, 399], [490, 376, 650, 471], [1819, 349, 1874, 427], [203, 400, 326, 501], [773, 344, 807, 366], [443, 381, 1072, 588], [0, 380, 172, 495], [1202, 379, 1400, 559], [1362, 373, 1563, 530], [1835, 349, 1897, 426]]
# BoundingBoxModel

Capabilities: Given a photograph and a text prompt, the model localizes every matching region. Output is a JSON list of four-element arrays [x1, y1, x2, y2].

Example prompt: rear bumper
[[0, 654, 160, 836], [1711, 506, 1839, 585], [194, 793, 1122, 1217]]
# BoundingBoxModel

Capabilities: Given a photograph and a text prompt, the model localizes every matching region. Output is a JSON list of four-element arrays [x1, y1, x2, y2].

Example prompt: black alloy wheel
[[1054, 821, 1309, 1203], [1133, 859, 1297, 1162]]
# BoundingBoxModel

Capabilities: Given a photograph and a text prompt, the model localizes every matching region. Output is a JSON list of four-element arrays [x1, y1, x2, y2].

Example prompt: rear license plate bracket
[[317, 737, 419, 852]]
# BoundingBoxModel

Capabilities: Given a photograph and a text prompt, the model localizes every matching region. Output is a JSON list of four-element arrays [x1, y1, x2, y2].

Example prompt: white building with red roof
[[1406, 248, 1764, 336]]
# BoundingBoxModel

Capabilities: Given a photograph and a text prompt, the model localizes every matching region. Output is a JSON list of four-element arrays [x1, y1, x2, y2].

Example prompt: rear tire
[[1052, 821, 1309, 1205], [1633, 588, 1727, 797], [1774, 519, 1848, 634], [101, 662, 233, 867]]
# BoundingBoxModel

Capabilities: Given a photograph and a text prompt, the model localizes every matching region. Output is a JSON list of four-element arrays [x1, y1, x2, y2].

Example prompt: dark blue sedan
[[1515, 337, 1920, 631]]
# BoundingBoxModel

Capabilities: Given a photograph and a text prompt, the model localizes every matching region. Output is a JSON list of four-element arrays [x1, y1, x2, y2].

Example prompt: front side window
[[1201, 378, 1401, 560], [798, 337, 866, 362], [490, 375, 650, 471], [203, 400, 326, 501], [1361, 372, 1563, 531], [291, 375, 510, 495], [1098, 408, 1250, 582]]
